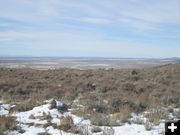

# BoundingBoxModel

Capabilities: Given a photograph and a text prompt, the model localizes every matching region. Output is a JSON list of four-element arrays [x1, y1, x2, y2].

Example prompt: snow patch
[[0, 102, 15, 116], [1, 100, 173, 135]]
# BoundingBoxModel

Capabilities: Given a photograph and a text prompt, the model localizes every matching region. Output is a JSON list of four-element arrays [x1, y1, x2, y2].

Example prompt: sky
[[0, 0, 180, 58]]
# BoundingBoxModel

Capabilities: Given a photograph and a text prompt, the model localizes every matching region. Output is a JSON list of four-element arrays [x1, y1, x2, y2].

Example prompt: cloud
[[118, 0, 180, 24], [80, 17, 111, 24], [0, 0, 180, 57], [118, 18, 160, 31], [0, 23, 12, 27]]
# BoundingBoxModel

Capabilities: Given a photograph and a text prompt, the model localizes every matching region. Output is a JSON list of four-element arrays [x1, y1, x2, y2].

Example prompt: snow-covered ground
[[0, 100, 176, 135], [0, 101, 15, 116]]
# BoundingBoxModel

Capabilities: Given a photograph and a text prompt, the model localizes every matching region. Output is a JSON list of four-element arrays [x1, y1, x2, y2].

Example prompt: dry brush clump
[[91, 126, 102, 133], [56, 115, 80, 134], [144, 121, 153, 131], [12, 99, 42, 112], [111, 105, 131, 123], [133, 117, 144, 125], [145, 108, 169, 125], [58, 115, 74, 131], [173, 110, 180, 119], [0, 116, 17, 134], [37, 132, 52, 135], [90, 112, 124, 126], [102, 127, 115, 135]]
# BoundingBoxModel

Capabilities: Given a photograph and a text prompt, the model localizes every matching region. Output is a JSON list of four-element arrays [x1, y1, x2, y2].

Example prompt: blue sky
[[0, 0, 180, 58]]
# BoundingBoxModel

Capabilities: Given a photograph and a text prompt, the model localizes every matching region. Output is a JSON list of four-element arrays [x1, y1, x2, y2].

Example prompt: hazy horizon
[[0, 55, 180, 60]]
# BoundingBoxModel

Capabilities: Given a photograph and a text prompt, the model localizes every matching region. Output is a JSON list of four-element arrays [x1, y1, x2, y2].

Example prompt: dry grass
[[111, 105, 131, 123], [0, 63, 180, 128], [145, 108, 168, 125], [91, 126, 102, 133], [58, 115, 74, 131], [90, 112, 124, 126], [56, 115, 80, 133], [0, 116, 17, 134], [37, 132, 52, 135]]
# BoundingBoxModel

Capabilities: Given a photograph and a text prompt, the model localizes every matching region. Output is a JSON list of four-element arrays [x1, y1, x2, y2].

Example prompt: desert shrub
[[108, 97, 137, 113], [35, 112, 52, 122], [68, 126, 82, 134], [45, 114, 52, 123], [144, 121, 152, 131], [121, 114, 131, 123], [173, 110, 180, 119], [134, 101, 148, 112], [50, 99, 56, 109], [0, 116, 17, 134], [62, 94, 76, 103], [168, 107, 174, 113], [37, 132, 52, 135], [102, 127, 115, 135], [71, 108, 90, 120], [134, 117, 144, 125], [111, 105, 131, 124], [112, 112, 131, 124], [91, 114, 110, 126], [132, 93, 150, 112], [109, 98, 122, 112], [91, 126, 102, 133], [131, 70, 138, 75], [14, 87, 31, 95], [88, 104, 107, 113], [78, 126, 90, 135], [110, 120, 122, 126], [122, 83, 136, 91], [14, 99, 40, 112], [145, 109, 168, 125], [29, 114, 35, 119], [166, 96, 179, 105], [159, 131, 165, 135], [131, 75, 140, 81], [91, 114, 121, 126], [58, 116, 75, 132]]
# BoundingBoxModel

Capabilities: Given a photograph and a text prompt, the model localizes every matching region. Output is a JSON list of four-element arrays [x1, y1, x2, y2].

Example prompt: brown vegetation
[[0, 116, 17, 134], [0, 63, 180, 125]]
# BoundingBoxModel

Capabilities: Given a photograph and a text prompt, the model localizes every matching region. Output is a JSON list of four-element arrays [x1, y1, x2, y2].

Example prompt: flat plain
[[0, 57, 179, 69]]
